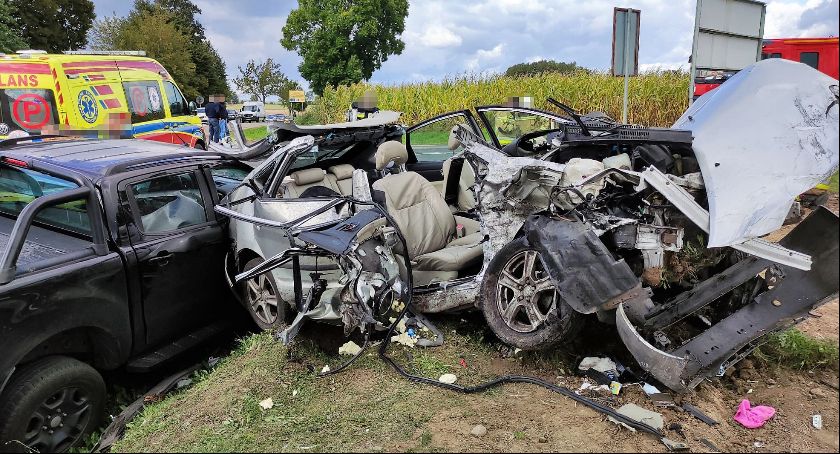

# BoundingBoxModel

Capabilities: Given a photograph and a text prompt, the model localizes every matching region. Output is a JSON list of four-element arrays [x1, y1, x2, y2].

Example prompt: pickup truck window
[[0, 165, 91, 236], [131, 172, 208, 233]]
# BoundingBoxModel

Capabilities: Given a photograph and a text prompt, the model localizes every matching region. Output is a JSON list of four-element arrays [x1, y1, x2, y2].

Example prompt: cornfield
[[312, 70, 691, 127]]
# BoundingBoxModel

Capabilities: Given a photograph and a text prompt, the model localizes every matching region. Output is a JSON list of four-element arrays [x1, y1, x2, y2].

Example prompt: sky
[[91, 0, 839, 96]]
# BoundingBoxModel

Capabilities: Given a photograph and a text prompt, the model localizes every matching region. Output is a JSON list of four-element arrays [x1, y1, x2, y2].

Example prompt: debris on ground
[[391, 331, 418, 347], [438, 373, 458, 384], [733, 399, 776, 429], [609, 381, 622, 395], [338, 340, 363, 356], [578, 356, 618, 376], [642, 383, 661, 395], [681, 402, 719, 426], [811, 414, 823, 429], [649, 392, 676, 408], [470, 424, 487, 437], [321, 365, 331, 374], [259, 398, 274, 410], [175, 378, 193, 389], [608, 403, 664, 432], [700, 437, 722, 452]]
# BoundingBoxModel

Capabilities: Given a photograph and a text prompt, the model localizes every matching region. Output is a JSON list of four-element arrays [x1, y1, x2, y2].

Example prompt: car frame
[[216, 59, 838, 392]]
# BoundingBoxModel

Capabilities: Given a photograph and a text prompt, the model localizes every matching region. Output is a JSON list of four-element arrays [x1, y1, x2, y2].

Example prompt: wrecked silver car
[[216, 59, 839, 392]]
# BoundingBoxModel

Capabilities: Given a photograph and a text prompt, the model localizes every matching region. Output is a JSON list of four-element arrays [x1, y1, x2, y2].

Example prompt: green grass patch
[[407, 130, 449, 146], [242, 126, 269, 143], [828, 171, 839, 193], [755, 328, 839, 370]]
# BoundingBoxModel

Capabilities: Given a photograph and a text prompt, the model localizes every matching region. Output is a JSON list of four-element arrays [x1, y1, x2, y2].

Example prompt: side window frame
[[799, 51, 820, 70], [163, 80, 189, 117], [404, 110, 482, 164], [120, 167, 216, 238], [122, 80, 167, 124], [475, 106, 567, 151]]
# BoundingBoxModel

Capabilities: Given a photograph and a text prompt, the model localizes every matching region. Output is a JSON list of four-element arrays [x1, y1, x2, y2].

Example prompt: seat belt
[[444, 158, 464, 206]]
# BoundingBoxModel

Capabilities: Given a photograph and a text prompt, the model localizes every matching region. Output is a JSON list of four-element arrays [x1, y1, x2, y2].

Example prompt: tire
[[0, 356, 105, 453], [481, 236, 583, 351], [242, 258, 288, 331]]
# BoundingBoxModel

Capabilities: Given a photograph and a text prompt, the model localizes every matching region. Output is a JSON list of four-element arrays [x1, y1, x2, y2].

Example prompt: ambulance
[[0, 50, 206, 148]]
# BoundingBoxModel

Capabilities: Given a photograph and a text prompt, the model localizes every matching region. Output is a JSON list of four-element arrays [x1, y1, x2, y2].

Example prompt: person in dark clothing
[[205, 96, 221, 143]]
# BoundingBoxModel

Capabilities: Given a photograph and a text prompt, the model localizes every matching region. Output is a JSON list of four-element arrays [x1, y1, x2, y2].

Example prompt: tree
[[0, 1, 27, 53], [504, 60, 589, 78], [10, 0, 94, 52], [88, 13, 125, 51], [281, 0, 409, 95], [233, 59, 296, 104], [113, 7, 198, 98]]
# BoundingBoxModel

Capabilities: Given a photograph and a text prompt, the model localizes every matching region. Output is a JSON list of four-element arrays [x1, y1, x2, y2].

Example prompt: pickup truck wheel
[[481, 237, 583, 351], [0, 356, 105, 453], [242, 258, 288, 330]]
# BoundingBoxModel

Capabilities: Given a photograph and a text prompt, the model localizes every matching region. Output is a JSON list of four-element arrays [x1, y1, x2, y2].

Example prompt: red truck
[[694, 37, 839, 99]]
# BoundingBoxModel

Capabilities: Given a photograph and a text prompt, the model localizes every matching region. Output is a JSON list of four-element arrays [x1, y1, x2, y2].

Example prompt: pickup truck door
[[119, 166, 230, 348]]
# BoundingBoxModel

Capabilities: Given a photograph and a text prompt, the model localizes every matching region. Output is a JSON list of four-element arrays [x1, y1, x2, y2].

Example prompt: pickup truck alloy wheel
[[0, 356, 105, 453], [242, 258, 287, 330], [481, 237, 583, 351]]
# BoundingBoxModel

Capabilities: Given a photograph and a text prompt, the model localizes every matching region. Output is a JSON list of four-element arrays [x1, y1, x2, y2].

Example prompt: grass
[[112, 319, 539, 453], [828, 171, 839, 193], [755, 328, 839, 370], [242, 126, 269, 143]]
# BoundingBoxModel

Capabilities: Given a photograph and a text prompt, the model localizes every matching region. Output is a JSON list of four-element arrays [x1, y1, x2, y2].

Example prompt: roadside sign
[[289, 90, 305, 103], [689, 0, 766, 101], [612, 8, 641, 123], [612, 8, 641, 77]]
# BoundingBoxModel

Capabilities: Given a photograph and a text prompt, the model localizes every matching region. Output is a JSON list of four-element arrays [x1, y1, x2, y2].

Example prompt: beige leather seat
[[371, 141, 484, 285], [440, 125, 477, 212], [327, 164, 355, 196], [283, 168, 341, 198]]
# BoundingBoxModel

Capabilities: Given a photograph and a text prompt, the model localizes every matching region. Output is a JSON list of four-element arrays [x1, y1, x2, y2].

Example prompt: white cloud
[[416, 24, 463, 48]]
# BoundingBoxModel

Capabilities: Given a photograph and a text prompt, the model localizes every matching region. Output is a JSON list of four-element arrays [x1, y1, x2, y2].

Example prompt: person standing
[[205, 96, 220, 143], [218, 96, 229, 141]]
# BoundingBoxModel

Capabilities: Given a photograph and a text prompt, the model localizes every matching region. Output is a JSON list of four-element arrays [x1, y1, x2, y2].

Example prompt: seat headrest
[[328, 164, 355, 180], [291, 168, 326, 185], [375, 141, 409, 170], [448, 125, 464, 151]]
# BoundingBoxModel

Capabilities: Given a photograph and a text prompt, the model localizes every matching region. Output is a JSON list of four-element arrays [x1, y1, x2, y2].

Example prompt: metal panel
[[611, 8, 640, 76], [689, 0, 766, 99]]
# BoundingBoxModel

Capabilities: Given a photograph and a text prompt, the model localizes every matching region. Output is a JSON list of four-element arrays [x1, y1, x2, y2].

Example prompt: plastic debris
[[438, 373, 457, 384], [733, 399, 776, 429], [682, 402, 719, 426], [292, 389, 299, 398], [338, 340, 363, 356], [459, 358, 468, 368], [649, 393, 676, 408], [391, 331, 418, 347], [175, 378, 192, 389], [699, 438, 722, 453], [259, 398, 274, 410], [321, 365, 331, 374], [812, 414, 823, 430], [610, 381, 622, 395], [407, 328, 416, 338], [578, 356, 618, 375], [642, 383, 662, 395], [609, 403, 664, 432]]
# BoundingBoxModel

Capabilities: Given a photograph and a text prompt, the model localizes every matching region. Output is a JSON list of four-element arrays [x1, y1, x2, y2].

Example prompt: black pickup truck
[[0, 137, 251, 452]]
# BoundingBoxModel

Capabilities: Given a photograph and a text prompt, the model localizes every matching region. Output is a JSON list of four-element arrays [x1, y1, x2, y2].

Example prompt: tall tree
[[281, 0, 408, 95], [233, 59, 295, 104], [134, 0, 231, 99], [0, 1, 27, 53], [113, 7, 198, 98], [10, 0, 94, 52]]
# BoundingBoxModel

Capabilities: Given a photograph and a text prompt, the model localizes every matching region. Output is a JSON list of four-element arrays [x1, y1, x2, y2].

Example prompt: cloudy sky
[[91, 0, 839, 93]]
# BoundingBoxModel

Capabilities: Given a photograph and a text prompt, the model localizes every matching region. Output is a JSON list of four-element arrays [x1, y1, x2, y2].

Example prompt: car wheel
[[0, 356, 105, 453], [481, 237, 583, 350], [242, 258, 288, 331]]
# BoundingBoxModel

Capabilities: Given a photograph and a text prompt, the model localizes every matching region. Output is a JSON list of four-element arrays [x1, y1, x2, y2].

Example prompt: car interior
[[273, 127, 485, 287]]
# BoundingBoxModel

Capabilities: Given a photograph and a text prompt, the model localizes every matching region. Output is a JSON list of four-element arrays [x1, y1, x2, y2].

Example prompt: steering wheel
[[502, 129, 564, 157]]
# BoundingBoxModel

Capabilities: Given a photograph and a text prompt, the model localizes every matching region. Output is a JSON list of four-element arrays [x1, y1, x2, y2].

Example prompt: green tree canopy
[[89, 0, 230, 101], [0, 1, 27, 53], [504, 60, 589, 77], [233, 58, 298, 105], [281, 0, 409, 95], [9, 0, 94, 52]]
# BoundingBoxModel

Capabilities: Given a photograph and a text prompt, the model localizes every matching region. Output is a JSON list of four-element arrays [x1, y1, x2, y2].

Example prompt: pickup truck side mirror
[[189, 101, 197, 115]]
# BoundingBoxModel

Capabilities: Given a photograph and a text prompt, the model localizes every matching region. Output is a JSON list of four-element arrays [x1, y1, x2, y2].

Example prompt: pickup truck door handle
[[148, 252, 173, 265]]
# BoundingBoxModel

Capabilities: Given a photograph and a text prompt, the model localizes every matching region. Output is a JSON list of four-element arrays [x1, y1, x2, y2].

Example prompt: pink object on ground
[[733, 399, 776, 428]]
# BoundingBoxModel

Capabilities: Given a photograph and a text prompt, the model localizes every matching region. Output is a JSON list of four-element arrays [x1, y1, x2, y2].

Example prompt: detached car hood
[[674, 59, 839, 247]]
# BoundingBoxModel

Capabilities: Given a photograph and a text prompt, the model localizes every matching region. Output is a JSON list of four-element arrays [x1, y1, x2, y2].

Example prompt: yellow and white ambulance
[[0, 50, 206, 148]]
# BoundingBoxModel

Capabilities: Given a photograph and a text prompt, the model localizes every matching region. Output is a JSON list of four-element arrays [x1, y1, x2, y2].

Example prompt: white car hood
[[674, 59, 839, 247]]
